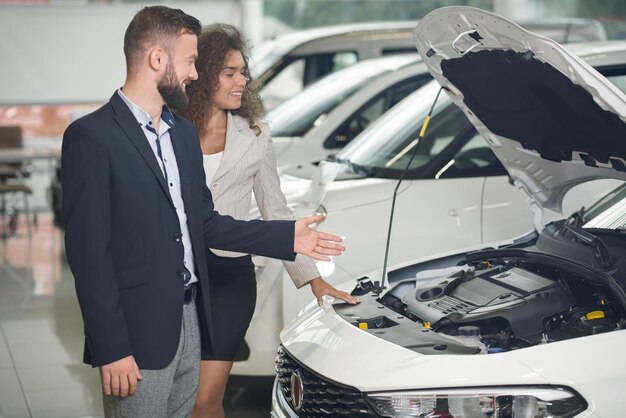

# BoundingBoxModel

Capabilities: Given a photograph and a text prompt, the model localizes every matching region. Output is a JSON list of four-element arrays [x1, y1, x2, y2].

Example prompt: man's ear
[[148, 47, 166, 71]]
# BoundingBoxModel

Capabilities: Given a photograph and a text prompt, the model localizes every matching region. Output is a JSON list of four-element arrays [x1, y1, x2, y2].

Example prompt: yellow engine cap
[[358, 322, 369, 330], [586, 310, 606, 320]]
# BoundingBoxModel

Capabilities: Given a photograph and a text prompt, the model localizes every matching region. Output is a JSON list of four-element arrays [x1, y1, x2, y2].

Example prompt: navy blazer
[[62, 92, 296, 369]]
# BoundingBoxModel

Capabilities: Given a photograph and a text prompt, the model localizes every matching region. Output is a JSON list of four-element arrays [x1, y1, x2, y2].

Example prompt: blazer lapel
[[110, 93, 174, 208], [212, 112, 255, 185]]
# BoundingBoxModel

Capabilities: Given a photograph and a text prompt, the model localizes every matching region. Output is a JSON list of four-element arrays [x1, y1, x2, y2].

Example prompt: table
[[0, 146, 61, 164]]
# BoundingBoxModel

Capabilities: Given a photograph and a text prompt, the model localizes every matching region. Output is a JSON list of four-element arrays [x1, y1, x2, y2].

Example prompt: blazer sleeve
[[62, 121, 133, 367], [252, 123, 321, 288], [196, 131, 297, 261]]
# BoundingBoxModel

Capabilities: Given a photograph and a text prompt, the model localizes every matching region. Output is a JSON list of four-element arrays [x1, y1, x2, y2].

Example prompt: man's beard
[[157, 62, 189, 111]]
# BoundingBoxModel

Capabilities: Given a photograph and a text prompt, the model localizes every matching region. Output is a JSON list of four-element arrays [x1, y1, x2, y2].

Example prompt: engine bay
[[337, 253, 626, 355]]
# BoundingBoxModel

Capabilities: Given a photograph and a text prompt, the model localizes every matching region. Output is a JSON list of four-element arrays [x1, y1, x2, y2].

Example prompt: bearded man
[[61, 6, 344, 418]]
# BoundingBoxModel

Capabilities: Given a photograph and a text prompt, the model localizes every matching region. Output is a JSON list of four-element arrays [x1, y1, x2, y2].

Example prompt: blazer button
[[174, 233, 182, 242], [211, 183, 218, 189]]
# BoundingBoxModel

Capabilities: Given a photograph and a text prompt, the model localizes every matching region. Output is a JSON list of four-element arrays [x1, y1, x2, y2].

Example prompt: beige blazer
[[205, 112, 319, 288]]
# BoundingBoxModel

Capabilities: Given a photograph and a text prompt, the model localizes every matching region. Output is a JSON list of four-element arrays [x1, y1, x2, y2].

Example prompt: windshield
[[249, 39, 294, 81], [335, 81, 455, 176], [583, 183, 626, 229], [267, 58, 411, 137]]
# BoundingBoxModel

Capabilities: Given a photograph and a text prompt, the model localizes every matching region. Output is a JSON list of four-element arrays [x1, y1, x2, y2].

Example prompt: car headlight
[[365, 387, 586, 418]]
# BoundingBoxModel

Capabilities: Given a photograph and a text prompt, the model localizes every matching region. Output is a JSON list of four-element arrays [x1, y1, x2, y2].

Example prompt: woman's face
[[212, 49, 247, 111]]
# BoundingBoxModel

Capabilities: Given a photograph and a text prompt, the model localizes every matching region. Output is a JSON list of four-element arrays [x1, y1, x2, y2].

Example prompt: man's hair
[[124, 6, 201, 73], [183, 24, 262, 136]]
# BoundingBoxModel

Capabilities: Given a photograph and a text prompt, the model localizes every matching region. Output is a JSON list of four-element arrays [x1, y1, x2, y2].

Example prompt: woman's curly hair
[[183, 23, 262, 136]]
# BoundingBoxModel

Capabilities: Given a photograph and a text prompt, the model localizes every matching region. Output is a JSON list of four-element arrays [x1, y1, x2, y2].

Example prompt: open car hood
[[414, 6, 626, 214]]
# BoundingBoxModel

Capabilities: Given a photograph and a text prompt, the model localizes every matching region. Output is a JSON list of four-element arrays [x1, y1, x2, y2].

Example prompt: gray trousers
[[103, 300, 201, 418]]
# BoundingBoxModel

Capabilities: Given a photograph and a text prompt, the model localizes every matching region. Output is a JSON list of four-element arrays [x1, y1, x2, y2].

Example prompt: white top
[[203, 151, 224, 185]]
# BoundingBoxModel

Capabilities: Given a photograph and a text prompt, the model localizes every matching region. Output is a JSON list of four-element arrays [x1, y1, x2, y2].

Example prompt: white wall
[[0, 1, 262, 105]]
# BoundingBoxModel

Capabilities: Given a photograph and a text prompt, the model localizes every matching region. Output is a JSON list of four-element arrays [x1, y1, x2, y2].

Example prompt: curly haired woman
[[183, 24, 358, 418]]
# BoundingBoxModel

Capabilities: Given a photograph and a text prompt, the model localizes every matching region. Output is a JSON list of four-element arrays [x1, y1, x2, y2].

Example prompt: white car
[[252, 21, 418, 110], [271, 6, 626, 418], [233, 39, 626, 380], [267, 54, 430, 168]]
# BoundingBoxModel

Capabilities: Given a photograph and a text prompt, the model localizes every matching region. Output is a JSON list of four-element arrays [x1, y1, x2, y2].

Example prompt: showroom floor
[[0, 213, 271, 418]]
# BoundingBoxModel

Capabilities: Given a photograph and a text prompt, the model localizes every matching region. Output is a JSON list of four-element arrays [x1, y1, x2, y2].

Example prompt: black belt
[[183, 283, 197, 304]]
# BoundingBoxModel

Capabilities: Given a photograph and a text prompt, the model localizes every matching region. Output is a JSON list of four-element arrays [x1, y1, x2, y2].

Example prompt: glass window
[[325, 96, 386, 149], [324, 75, 432, 149], [267, 59, 400, 137], [582, 183, 626, 229], [436, 134, 507, 179], [260, 59, 305, 111], [258, 51, 358, 111], [336, 82, 468, 179], [606, 73, 626, 94]]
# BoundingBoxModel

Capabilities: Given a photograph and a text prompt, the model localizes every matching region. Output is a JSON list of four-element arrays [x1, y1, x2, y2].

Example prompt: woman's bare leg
[[192, 360, 234, 418]]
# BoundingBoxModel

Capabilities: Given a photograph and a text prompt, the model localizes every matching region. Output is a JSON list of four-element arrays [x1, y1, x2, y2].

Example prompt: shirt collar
[[117, 88, 176, 130]]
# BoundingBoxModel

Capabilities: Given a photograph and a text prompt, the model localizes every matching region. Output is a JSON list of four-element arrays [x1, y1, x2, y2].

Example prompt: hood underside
[[414, 6, 626, 212]]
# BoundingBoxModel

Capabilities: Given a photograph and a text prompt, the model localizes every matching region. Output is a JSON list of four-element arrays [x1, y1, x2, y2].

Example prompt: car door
[[438, 132, 534, 243]]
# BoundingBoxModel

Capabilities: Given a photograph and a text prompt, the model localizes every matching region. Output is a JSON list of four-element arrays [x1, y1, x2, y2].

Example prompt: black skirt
[[201, 250, 256, 361]]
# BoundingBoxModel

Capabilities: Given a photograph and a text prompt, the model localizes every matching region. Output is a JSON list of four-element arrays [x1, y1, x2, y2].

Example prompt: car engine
[[341, 255, 626, 354]]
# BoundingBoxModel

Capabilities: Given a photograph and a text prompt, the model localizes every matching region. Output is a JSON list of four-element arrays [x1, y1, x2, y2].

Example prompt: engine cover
[[402, 267, 575, 339]]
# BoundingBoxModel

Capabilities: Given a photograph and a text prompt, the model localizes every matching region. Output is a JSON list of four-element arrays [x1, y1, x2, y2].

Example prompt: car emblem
[[290, 370, 304, 411]]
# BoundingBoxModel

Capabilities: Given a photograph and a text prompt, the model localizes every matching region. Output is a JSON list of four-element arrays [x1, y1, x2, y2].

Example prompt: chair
[[0, 126, 34, 237]]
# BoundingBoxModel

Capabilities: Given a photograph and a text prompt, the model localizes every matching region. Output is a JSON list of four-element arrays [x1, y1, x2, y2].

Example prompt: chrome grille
[[275, 346, 375, 417], [429, 296, 475, 315]]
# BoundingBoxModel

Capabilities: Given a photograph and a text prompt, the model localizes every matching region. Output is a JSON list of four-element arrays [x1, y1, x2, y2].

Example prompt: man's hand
[[294, 214, 345, 261], [100, 355, 143, 397], [309, 277, 360, 306]]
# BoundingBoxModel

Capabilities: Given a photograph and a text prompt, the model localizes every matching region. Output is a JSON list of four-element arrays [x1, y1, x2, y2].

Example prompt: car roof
[[519, 17, 608, 43], [565, 40, 626, 67], [261, 21, 417, 49]]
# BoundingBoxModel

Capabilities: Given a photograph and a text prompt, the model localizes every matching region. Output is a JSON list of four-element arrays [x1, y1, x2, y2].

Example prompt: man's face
[[157, 33, 198, 111]]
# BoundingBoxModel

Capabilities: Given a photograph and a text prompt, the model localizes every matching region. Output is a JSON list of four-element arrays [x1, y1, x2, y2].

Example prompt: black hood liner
[[441, 49, 626, 168]]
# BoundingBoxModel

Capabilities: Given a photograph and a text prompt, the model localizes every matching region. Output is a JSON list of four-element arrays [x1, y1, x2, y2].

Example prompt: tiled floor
[[0, 213, 103, 418], [0, 214, 271, 418]]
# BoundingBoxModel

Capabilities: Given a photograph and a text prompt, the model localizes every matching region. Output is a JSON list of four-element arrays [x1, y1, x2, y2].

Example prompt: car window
[[340, 98, 469, 179], [324, 75, 433, 149], [267, 60, 396, 137], [260, 59, 305, 111], [331, 51, 359, 72], [382, 48, 417, 55], [436, 134, 508, 179], [324, 96, 386, 149], [260, 51, 358, 111], [606, 74, 626, 94], [582, 183, 626, 229], [301, 52, 359, 85]]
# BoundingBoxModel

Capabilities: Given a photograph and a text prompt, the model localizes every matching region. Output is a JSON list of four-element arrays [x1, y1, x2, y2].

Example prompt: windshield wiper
[[584, 227, 626, 240], [329, 156, 372, 177], [561, 216, 613, 268]]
